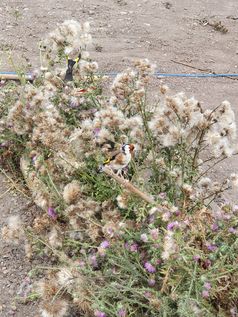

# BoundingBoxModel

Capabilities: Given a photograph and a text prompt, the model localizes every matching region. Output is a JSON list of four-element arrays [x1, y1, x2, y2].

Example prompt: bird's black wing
[[64, 59, 76, 82]]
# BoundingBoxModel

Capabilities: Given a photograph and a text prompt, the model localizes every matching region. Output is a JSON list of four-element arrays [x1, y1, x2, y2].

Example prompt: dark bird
[[64, 53, 81, 82]]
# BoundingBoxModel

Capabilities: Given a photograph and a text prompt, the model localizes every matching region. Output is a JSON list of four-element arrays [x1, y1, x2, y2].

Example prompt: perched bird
[[64, 53, 81, 82], [100, 144, 135, 175]]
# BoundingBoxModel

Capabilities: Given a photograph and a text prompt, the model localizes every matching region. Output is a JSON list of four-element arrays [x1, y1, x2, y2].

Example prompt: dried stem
[[0, 168, 30, 199], [102, 166, 155, 204], [161, 266, 171, 294], [171, 59, 213, 73]]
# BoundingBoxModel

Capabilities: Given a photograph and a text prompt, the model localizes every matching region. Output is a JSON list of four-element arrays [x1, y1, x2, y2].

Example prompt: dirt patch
[[1, 0, 238, 316], [0, 173, 42, 317]]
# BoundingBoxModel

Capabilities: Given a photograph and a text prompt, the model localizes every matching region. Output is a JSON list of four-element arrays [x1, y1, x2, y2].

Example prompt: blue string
[[1, 71, 238, 78], [100, 72, 238, 78], [155, 73, 238, 78], [0, 71, 31, 75]]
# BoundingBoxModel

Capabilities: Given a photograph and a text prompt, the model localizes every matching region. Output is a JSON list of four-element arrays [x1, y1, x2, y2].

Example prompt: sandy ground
[[0, 174, 41, 317], [1, 0, 238, 316]]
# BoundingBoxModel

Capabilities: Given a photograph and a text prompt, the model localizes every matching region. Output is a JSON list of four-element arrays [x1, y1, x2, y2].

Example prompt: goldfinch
[[101, 144, 135, 175]]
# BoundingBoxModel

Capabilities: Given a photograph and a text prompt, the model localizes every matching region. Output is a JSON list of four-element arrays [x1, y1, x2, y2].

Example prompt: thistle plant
[[1, 20, 238, 317]]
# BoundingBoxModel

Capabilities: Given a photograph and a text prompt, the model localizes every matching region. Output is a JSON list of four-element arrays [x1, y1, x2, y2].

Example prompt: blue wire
[[1, 71, 238, 78], [0, 71, 32, 75], [155, 73, 238, 78], [101, 72, 238, 78]]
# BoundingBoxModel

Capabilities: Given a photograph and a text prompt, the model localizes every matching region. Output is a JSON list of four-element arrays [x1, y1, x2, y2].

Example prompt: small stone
[[11, 305, 17, 311]]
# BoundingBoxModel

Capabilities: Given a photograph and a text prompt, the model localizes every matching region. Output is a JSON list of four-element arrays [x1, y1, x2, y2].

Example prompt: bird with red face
[[101, 144, 135, 176]]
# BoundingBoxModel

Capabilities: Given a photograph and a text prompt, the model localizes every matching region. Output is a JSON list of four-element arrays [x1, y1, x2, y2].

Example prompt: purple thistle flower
[[183, 218, 190, 226], [150, 228, 159, 240], [204, 282, 211, 290], [130, 243, 138, 252], [203, 259, 212, 269], [26, 102, 31, 110], [148, 214, 155, 224], [78, 260, 85, 268], [117, 308, 126, 317], [211, 223, 219, 231], [228, 227, 237, 234], [47, 207, 57, 220], [202, 290, 209, 298], [144, 291, 152, 298], [148, 278, 156, 286], [224, 214, 231, 220], [156, 259, 162, 265], [193, 255, 200, 262], [0, 79, 6, 87], [233, 205, 238, 213], [89, 255, 98, 268], [0, 141, 10, 147], [140, 233, 148, 242], [163, 211, 171, 221], [32, 155, 37, 164], [230, 307, 238, 317], [207, 243, 217, 252], [93, 128, 101, 138], [144, 262, 156, 273], [167, 221, 179, 231], [105, 226, 114, 237], [94, 310, 106, 317], [100, 240, 110, 249], [159, 192, 166, 199], [214, 210, 224, 220]]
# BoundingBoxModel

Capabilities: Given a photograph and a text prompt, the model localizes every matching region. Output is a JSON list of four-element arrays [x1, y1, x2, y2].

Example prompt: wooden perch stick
[[102, 166, 155, 204], [0, 72, 33, 81]]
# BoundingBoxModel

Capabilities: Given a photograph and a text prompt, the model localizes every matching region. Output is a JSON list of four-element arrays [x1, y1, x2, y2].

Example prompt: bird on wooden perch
[[99, 143, 135, 176]]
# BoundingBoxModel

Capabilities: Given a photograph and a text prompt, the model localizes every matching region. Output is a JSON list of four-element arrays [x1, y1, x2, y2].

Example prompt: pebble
[[11, 305, 17, 311]]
